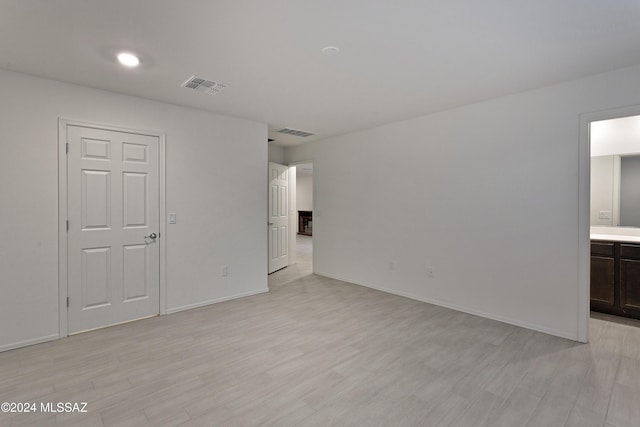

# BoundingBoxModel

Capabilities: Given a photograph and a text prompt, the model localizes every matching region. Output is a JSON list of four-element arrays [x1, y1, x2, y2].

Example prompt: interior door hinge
[[66, 220, 69, 231], [66, 297, 69, 308], [66, 143, 69, 154]]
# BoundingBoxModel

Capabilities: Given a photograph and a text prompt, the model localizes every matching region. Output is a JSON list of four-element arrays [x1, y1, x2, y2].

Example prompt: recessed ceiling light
[[117, 52, 141, 67], [321, 46, 340, 56]]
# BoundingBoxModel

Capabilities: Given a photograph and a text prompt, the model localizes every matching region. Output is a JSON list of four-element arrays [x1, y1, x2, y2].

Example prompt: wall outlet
[[390, 261, 396, 271], [599, 211, 611, 220], [427, 267, 434, 278], [221, 265, 228, 277], [168, 213, 177, 224]]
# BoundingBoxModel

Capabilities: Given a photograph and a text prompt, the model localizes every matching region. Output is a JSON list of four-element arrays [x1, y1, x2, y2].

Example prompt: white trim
[[58, 120, 69, 338], [577, 104, 640, 343], [266, 159, 269, 274], [0, 334, 59, 353], [58, 119, 167, 337], [578, 113, 590, 343], [287, 160, 314, 167], [286, 159, 314, 272], [166, 288, 269, 314], [288, 165, 297, 267], [317, 272, 579, 341], [159, 133, 167, 315]]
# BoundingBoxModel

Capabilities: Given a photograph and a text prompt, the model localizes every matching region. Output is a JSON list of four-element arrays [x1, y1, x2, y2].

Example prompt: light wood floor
[[2, 268, 640, 426], [268, 235, 312, 288]]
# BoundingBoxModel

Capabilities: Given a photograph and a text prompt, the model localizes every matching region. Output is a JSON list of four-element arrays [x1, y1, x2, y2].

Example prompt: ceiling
[[2, 1, 640, 147]]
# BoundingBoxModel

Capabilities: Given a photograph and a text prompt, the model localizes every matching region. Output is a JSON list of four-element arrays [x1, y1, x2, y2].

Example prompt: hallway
[[268, 235, 312, 288]]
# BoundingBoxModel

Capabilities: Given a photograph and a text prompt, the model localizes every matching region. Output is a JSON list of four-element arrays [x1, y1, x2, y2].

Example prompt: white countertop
[[591, 233, 640, 243], [590, 226, 640, 243]]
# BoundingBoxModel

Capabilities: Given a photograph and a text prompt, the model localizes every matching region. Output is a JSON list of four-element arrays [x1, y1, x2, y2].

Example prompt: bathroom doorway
[[580, 106, 640, 342]]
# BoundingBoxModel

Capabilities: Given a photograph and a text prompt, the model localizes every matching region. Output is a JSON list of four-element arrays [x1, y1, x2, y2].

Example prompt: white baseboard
[[1, 289, 270, 353], [0, 334, 59, 353], [166, 288, 270, 315], [316, 271, 579, 342]]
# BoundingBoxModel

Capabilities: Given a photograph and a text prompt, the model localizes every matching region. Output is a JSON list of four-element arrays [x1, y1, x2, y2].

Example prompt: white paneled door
[[67, 125, 160, 334], [268, 162, 289, 273]]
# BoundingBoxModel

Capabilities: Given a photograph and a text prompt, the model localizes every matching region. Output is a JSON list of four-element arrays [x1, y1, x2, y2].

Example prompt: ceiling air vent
[[181, 75, 228, 95], [276, 128, 315, 138]]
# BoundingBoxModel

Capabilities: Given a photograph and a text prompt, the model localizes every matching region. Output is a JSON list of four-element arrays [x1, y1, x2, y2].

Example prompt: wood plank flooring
[[267, 235, 312, 288], [1, 271, 640, 426]]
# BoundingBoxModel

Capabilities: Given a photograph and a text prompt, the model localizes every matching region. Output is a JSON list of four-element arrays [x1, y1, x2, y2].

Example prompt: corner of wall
[[268, 145, 285, 164]]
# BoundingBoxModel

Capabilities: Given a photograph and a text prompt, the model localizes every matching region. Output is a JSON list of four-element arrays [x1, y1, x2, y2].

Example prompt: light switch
[[168, 213, 177, 224]]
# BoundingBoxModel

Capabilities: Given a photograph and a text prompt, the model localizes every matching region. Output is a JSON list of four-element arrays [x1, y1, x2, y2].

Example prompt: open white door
[[268, 162, 289, 273], [66, 125, 160, 334]]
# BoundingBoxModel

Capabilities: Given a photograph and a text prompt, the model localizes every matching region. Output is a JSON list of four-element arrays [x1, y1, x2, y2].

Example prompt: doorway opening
[[294, 162, 313, 275], [581, 106, 640, 342], [588, 113, 640, 330], [267, 161, 314, 287]]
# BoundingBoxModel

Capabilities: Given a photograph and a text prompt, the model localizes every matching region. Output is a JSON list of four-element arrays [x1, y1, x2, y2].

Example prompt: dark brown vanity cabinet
[[591, 241, 640, 319], [590, 242, 615, 309], [620, 244, 640, 313]]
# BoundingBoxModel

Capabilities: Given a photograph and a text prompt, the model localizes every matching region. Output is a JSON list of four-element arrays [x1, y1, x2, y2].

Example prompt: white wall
[[0, 69, 268, 351], [286, 64, 640, 340], [591, 156, 617, 227], [296, 175, 313, 212], [591, 115, 640, 157], [268, 145, 285, 164]]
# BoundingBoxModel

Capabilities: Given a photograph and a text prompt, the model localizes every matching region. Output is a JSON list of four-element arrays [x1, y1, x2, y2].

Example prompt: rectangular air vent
[[276, 128, 315, 138], [181, 76, 228, 95]]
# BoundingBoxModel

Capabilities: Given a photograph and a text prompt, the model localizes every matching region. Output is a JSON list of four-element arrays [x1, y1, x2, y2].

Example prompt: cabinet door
[[591, 256, 615, 307], [620, 258, 640, 313]]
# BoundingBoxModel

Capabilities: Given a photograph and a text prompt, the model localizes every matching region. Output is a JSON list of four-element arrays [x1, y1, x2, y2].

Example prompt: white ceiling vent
[[277, 128, 315, 138], [181, 76, 228, 95]]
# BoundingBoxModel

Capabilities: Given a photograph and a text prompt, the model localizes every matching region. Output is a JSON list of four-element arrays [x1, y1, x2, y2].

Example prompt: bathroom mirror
[[590, 115, 640, 228], [591, 154, 640, 227]]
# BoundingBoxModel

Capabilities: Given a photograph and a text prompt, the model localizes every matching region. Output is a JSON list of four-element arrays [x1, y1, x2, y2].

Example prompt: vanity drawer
[[591, 242, 615, 257], [620, 244, 640, 260]]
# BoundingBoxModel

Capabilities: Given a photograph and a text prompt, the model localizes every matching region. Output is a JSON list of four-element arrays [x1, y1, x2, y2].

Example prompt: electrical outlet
[[427, 268, 434, 278], [390, 261, 396, 271], [598, 211, 611, 220], [168, 213, 177, 224], [221, 265, 228, 277]]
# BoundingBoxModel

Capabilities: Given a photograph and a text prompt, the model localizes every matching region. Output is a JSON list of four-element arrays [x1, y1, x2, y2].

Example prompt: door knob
[[144, 233, 157, 239]]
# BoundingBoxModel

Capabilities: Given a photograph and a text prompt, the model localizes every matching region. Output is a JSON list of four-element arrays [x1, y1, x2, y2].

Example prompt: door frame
[[578, 104, 640, 343], [287, 160, 314, 271], [58, 118, 167, 338]]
